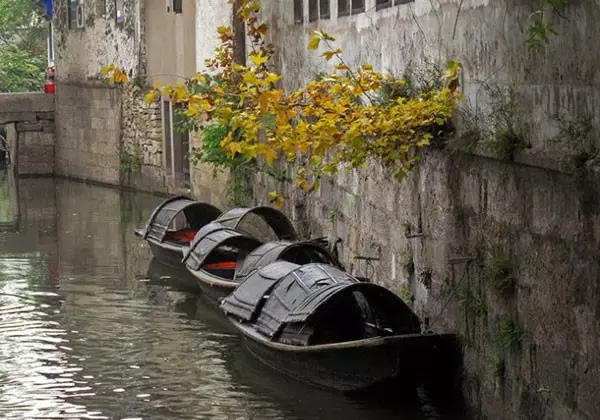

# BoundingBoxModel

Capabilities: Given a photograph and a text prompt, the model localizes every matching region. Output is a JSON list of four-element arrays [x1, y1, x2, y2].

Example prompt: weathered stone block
[[0, 92, 54, 113], [16, 122, 43, 132], [0, 112, 38, 124], [36, 111, 55, 121]]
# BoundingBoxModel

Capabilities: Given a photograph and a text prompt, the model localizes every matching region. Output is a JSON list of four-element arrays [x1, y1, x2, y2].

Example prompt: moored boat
[[135, 196, 222, 269], [183, 226, 345, 304], [221, 262, 458, 393], [182, 222, 264, 303]]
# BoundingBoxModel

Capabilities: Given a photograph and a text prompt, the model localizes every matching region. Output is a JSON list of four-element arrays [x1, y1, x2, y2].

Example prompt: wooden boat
[[215, 205, 298, 241], [182, 222, 264, 303], [183, 222, 345, 304], [134, 196, 222, 269], [221, 262, 458, 393]]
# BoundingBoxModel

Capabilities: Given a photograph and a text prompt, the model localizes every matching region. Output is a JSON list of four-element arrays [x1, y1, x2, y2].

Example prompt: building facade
[[52, 1, 600, 419]]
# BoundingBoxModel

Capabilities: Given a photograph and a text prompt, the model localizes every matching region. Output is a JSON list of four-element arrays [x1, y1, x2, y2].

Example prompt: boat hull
[[188, 269, 237, 304], [232, 319, 459, 393], [147, 240, 185, 269]]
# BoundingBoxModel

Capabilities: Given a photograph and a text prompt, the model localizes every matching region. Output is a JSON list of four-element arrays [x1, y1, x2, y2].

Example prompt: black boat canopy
[[234, 240, 343, 284], [182, 221, 263, 271], [216, 206, 298, 241], [222, 263, 421, 344], [143, 196, 222, 243], [221, 260, 300, 322]]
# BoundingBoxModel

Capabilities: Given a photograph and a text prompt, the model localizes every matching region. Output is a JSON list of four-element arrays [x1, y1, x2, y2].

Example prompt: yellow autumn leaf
[[102, 64, 115, 75], [317, 30, 336, 42], [144, 90, 157, 104], [249, 51, 268, 66], [242, 71, 260, 85], [268, 191, 284, 208], [261, 147, 278, 164], [308, 34, 321, 50], [226, 141, 243, 158]]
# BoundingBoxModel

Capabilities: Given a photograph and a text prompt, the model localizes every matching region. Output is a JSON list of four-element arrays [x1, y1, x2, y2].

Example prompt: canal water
[[0, 174, 462, 420]]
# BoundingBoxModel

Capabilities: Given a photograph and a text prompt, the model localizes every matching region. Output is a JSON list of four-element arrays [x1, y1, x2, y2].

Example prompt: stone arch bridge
[[0, 93, 55, 175]]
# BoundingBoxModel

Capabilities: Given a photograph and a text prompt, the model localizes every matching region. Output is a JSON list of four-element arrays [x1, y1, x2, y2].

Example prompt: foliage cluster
[[483, 250, 516, 295], [104, 0, 461, 201], [0, 0, 48, 92], [527, 0, 568, 50], [498, 318, 524, 350]]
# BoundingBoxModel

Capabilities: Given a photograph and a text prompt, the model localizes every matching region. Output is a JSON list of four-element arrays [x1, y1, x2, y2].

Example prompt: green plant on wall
[[526, 0, 568, 51], [398, 283, 414, 304], [483, 249, 516, 295], [491, 354, 506, 378], [458, 287, 487, 318], [482, 85, 528, 160], [119, 143, 143, 175], [498, 318, 524, 350], [551, 113, 599, 173]]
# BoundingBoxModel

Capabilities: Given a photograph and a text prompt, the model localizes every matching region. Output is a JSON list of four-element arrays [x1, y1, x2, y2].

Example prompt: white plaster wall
[[260, 0, 600, 172], [195, 0, 233, 72], [54, 0, 141, 82]]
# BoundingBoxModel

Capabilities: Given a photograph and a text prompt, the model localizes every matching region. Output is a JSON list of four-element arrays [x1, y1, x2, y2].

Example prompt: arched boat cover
[[234, 240, 343, 284], [223, 263, 421, 340], [182, 222, 263, 271], [216, 206, 298, 241], [143, 196, 222, 243], [221, 261, 300, 322]]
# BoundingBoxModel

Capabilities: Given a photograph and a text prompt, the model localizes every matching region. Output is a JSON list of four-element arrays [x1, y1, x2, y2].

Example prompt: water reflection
[[0, 176, 462, 419]]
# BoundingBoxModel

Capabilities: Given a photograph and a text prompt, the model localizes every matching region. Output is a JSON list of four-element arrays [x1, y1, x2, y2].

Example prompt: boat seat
[[164, 227, 198, 244]]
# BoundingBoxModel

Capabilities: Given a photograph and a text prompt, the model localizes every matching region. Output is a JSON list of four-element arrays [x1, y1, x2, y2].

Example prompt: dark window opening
[[172, 104, 191, 188], [320, 0, 330, 19], [162, 101, 173, 176], [338, 0, 349, 17], [376, 0, 392, 10], [395, 0, 414, 5], [294, 0, 303, 24], [352, 0, 365, 13], [309, 0, 318, 22], [67, 0, 77, 29], [173, 0, 183, 14]]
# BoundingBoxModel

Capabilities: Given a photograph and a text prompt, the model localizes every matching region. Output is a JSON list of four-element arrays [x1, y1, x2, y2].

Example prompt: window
[[162, 100, 173, 175], [115, 0, 124, 25], [352, 0, 365, 14], [173, 0, 183, 13], [338, 0, 349, 17], [339, 0, 363, 17], [319, 0, 330, 19], [378, 0, 415, 10], [67, 0, 77, 29], [309, 0, 318, 22], [376, 0, 392, 10], [294, 0, 303, 24], [162, 101, 191, 187], [309, 0, 330, 22]]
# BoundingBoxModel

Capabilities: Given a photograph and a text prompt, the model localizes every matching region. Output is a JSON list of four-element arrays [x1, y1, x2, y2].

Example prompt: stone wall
[[243, 1, 600, 419], [0, 93, 55, 176], [120, 87, 166, 192], [54, 82, 121, 184]]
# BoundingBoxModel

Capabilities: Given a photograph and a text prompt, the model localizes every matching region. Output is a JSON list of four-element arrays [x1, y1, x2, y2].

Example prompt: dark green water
[[0, 174, 463, 420]]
